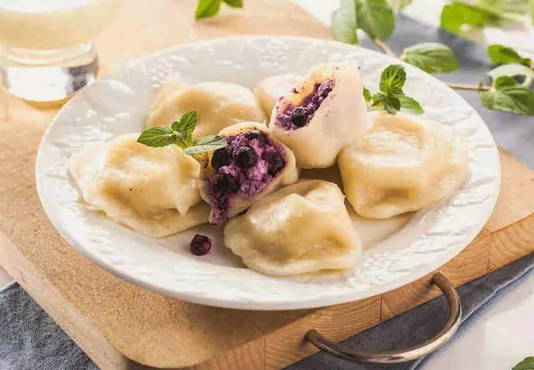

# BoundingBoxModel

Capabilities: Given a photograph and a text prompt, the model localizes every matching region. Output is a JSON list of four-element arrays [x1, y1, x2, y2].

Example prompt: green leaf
[[171, 111, 198, 143], [488, 63, 534, 86], [400, 42, 459, 74], [379, 64, 406, 93], [481, 76, 534, 115], [355, 0, 395, 40], [223, 0, 243, 8], [195, 0, 221, 19], [382, 94, 401, 114], [440, 2, 500, 33], [137, 127, 177, 147], [363, 87, 372, 102], [398, 95, 424, 113], [512, 356, 534, 370], [479, 0, 530, 14], [185, 135, 228, 155], [331, 0, 358, 44], [487, 44, 531, 66]]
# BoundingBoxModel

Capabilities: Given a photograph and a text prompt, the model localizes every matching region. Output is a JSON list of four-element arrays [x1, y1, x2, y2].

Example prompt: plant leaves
[[137, 127, 177, 147], [195, 0, 221, 19], [398, 95, 424, 113], [363, 87, 372, 102], [185, 135, 228, 155], [481, 76, 534, 115], [487, 44, 531, 66], [331, 0, 358, 44], [400, 42, 459, 74], [355, 0, 395, 40], [440, 2, 501, 33], [171, 110, 198, 143], [223, 0, 243, 8], [380, 64, 406, 92], [512, 356, 534, 370], [488, 63, 534, 86]]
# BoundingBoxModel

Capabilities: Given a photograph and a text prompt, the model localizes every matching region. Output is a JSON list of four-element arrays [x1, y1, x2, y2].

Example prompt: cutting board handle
[[306, 272, 461, 364]]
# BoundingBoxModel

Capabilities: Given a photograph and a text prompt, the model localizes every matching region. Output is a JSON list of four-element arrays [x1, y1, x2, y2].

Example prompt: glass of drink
[[0, 0, 123, 102]]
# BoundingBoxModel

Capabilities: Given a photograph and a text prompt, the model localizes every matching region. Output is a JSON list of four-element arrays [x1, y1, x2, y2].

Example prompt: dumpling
[[254, 74, 302, 115], [146, 81, 266, 137], [70, 134, 209, 237], [270, 63, 370, 168], [338, 112, 469, 219], [224, 180, 362, 276], [200, 122, 298, 224]]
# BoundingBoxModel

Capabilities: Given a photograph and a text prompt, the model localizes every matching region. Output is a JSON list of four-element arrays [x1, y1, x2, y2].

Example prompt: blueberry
[[290, 107, 308, 127], [190, 234, 211, 256], [213, 173, 239, 194], [236, 147, 257, 169], [211, 148, 231, 169], [268, 153, 284, 176], [245, 130, 267, 145]]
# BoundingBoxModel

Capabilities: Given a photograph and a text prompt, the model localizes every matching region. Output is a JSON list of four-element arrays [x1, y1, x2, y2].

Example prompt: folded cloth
[[287, 252, 534, 370]]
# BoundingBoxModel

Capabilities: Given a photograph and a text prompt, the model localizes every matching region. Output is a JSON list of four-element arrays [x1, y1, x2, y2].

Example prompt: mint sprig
[[365, 64, 424, 115], [480, 75, 534, 115], [137, 111, 228, 156]]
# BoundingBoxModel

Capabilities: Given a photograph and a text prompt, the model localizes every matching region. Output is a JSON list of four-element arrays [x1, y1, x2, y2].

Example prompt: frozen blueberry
[[211, 148, 231, 169], [236, 147, 257, 169], [268, 153, 284, 176], [213, 173, 239, 195], [190, 234, 211, 256], [290, 107, 308, 127], [245, 130, 267, 145]]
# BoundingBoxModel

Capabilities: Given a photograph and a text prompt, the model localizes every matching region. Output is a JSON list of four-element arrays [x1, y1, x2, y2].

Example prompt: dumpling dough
[[254, 74, 302, 115], [224, 180, 361, 276], [338, 112, 469, 218], [70, 134, 209, 237], [146, 81, 266, 137], [201, 122, 298, 224], [270, 63, 370, 168]]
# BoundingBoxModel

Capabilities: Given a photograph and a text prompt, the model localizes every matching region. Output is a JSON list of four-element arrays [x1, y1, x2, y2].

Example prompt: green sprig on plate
[[137, 111, 228, 156]]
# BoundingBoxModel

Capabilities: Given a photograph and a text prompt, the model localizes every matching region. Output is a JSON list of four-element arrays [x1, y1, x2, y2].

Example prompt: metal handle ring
[[306, 272, 462, 364]]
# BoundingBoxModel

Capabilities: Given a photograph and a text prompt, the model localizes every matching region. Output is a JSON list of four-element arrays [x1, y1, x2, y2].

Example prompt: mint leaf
[[400, 42, 459, 74], [223, 0, 243, 7], [380, 64, 406, 92], [481, 76, 534, 115], [331, 0, 358, 44], [488, 63, 534, 86], [195, 0, 221, 19], [398, 95, 424, 113], [440, 2, 500, 33], [171, 110, 198, 143], [512, 356, 534, 370], [363, 87, 372, 102], [355, 0, 395, 41], [488, 44, 531, 66], [137, 127, 177, 147], [185, 135, 228, 155]]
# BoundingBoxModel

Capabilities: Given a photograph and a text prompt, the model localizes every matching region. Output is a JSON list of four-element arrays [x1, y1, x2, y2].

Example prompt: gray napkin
[[1, 14, 533, 370]]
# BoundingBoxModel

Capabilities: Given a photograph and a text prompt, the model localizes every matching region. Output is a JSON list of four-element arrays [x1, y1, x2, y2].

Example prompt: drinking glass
[[0, 0, 122, 102]]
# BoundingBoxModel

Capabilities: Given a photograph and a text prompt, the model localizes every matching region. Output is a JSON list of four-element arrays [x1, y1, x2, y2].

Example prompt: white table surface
[[1, 1, 533, 368]]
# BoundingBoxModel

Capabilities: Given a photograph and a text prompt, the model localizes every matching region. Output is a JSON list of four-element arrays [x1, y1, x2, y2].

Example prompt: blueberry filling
[[190, 234, 212, 256], [276, 79, 335, 130], [206, 130, 287, 224]]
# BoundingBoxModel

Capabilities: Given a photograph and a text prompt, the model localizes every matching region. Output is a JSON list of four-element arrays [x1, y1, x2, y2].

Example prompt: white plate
[[36, 36, 500, 310]]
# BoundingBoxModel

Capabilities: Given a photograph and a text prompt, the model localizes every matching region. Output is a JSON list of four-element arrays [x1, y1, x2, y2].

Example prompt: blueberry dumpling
[[338, 112, 469, 218], [200, 122, 298, 224], [69, 134, 209, 237], [224, 180, 362, 276], [254, 73, 302, 116], [270, 63, 370, 169], [146, 81, 266, 137]]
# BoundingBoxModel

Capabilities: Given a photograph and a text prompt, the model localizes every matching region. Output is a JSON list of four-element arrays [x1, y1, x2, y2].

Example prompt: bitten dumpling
[[254, 74, 302, 115], [338, 112, 469, 219], [70, 134, 209, 237], [270, 63, 370, 168], [200, 122, 298, 224], [146, 81, 266, 137], [224, 180, 362, 276]]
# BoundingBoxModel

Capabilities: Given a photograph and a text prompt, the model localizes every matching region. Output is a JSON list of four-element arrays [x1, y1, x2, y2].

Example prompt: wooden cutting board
[[0, 1, 533, 369]]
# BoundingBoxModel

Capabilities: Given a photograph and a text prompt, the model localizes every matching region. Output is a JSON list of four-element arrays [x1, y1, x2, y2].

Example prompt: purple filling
[[276, 79, 335, 130], [205, 130, 287, 224]]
